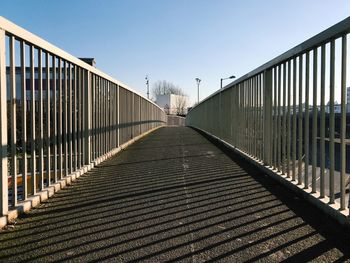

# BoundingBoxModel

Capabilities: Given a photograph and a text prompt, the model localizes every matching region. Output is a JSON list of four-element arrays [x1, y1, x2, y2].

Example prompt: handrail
[[0, 16, 161, 110], [190, 16, 350, 111], [187, 16, 350, 223], [0, 16, 166, 224]]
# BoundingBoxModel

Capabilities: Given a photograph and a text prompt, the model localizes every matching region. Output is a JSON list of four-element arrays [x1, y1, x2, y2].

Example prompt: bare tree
[[152, 80, 184, 98], [153, 80, 188, 115], [175, 95, 188, 115]]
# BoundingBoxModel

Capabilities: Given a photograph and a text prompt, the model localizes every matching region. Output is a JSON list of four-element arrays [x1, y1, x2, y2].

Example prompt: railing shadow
[[0, 126, 349, 262]]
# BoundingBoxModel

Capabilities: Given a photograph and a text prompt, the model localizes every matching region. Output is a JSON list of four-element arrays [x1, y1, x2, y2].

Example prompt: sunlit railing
[[0, 17, 166, 218], [187, 17, 350, 217]]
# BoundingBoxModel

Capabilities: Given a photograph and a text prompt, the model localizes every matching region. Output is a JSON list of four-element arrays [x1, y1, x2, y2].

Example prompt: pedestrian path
[[0, 127, 349, 262]]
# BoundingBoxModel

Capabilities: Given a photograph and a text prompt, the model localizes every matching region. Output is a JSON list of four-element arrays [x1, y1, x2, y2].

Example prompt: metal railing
[[166, 115, 186, 126], [0, 17, 166, 217], [187, 17, 350, 216]]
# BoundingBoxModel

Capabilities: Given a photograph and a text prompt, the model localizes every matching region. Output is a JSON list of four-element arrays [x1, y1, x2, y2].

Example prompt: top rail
[[0, 16, 161, 110], [0, 16, 166, 222], [186, 15, 350, 223], [191, 16, 350, 111]]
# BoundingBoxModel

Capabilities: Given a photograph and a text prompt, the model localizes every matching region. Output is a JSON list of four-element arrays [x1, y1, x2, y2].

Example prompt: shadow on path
[[0, 126, 349, 262]]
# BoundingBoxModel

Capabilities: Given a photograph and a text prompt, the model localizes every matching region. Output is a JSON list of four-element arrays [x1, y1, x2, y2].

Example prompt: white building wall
[[155, 94, 189, 115]]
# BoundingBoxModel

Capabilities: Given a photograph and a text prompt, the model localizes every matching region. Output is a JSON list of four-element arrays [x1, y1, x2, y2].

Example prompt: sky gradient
[[2, 0, 350, 104]]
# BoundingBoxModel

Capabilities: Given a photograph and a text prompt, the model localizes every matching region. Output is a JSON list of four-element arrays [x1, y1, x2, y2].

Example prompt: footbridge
[[0, 16, 350, 262]]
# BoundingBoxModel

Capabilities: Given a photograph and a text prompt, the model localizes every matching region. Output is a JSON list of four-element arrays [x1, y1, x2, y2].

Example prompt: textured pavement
[[0, 126, 350, 262]]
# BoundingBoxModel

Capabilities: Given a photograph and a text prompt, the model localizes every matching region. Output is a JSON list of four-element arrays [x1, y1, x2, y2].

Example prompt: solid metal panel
[[9, 36, 17, 206], [0, 29, 8, 214], [329, 40, 335, 203]]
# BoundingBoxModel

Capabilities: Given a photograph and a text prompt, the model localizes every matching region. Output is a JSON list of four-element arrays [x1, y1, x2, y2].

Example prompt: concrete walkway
[[0, 127, 350, 262]]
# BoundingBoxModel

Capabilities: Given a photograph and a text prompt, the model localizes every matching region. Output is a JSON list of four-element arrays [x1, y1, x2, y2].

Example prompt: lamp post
[[195, 78, 201, 104], [145, 75, 149, 99], [220, 75, 236, 89]]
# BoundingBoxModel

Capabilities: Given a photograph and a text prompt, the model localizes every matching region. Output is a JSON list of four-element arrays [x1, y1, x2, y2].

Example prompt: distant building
[[156, 94, 189, 115]]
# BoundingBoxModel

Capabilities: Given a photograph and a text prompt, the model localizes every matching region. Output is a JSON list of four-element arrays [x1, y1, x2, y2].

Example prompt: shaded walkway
[[0, 127, 350, 262]]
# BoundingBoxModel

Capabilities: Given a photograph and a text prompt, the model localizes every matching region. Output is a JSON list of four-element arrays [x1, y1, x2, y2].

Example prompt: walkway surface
[[0, 127, 350, 262]]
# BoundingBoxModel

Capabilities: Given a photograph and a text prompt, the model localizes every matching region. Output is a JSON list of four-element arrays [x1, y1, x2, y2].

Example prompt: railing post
[[117, 85, 120, 147], [0, 29, 8, 216], [84, 71, 91, 165], [263, 69, 273, 166]]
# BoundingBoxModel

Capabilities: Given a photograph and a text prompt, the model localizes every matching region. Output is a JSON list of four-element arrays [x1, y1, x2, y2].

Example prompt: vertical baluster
[[117, 84, 120, 147], [68, 63, 72, 174], [298, 55, 303, 185], [0, 30, 8, 214], [273, 68, 277, 168], [52, 56, 57, 183], [77, 68, 81, 169], [45, 52, 51, 185], [304, 52, 310, 189], [312, 48, 318, 193], [20, 41, 28, 199], [282, 63, 287, 175], [63, 61, 68, 176], [329, 40, 335, 203], [58, 58, 63, 179], [30, 46, 36, 194], [277, 66, 281, 171], [73, 65, 77, 171], [340, 35, 347, 210], [320, 45, 326, 197], [292, 58, 297, 181], [287, 60, 291, 178], [9, 36, 17, 206]]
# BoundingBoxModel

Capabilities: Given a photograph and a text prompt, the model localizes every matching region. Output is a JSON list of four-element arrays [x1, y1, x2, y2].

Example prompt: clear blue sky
[[2, 0, 350, 105]]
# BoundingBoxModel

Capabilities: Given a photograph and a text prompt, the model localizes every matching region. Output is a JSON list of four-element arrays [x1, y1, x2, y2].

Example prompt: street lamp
[[145, 75, 150, 99], [220, 75, 236, 89], [195, 77, 201, 103]]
